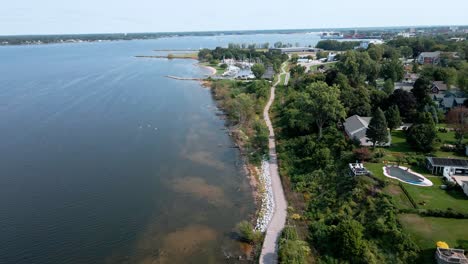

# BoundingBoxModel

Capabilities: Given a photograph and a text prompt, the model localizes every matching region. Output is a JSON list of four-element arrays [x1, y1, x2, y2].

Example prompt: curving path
[[259, 64, 289, 264]]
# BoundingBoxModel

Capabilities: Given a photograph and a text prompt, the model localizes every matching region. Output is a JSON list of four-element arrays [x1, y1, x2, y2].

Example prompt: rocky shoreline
[[255, 160, 274, 232]]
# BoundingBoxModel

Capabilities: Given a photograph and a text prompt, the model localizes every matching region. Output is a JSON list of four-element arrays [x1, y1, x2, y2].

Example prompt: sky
[[1, 0, 467, 35]]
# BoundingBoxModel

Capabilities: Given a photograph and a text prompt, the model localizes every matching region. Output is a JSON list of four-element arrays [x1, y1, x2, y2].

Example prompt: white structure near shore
[[255, 160, 274, 232]]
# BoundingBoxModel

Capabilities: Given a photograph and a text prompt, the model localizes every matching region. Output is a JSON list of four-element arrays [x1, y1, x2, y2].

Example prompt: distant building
[[261, 66, 275, 80], [343, 115, 391, 147], [327, 52, 336, 62], [269, 47, 322, 54], [417, 51, 441, 65], [435, 247, 468, 264], [432, 81, 448, 94]]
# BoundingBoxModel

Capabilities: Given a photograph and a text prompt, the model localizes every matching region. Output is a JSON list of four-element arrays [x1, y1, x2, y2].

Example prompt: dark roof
[[427, 157, 468, 167], [433, 81, 448, 91], [261, 66, 275, 80]]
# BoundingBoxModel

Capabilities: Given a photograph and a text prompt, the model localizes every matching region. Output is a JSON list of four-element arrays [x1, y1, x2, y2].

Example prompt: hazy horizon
[[2, 0, 467, 35]]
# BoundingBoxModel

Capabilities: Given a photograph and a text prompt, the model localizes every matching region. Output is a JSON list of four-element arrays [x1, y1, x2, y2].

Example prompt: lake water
[[0, 33, 320, 263]]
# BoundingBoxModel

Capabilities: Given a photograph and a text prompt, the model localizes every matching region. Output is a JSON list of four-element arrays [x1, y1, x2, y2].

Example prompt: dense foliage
[[271, 35, 450, 263], [316, 40, 360, 51], [210, 80, 271, 164]]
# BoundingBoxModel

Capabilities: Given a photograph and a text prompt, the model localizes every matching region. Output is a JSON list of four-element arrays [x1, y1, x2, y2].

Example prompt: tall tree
[[296, 82, 346, 139], [251, 63, 265, 79], [385, 105, 402, 131], [366, 108, 389, 148], [446, 106, 468, 146], [383, 79, 395, 95], [411, 77, 432, 108], [406, 112, 437, 152], [388, 89, 417, 120]]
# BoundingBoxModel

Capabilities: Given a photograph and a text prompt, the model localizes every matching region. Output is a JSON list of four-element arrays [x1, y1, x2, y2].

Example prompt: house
[[269, 47, 322, 54], [433, 93, 466, 112], [261, 66, 275, 80], [417, 51, 441, 65], [432, 81, 448, 94], [435, 247, 468, 264], [426, 157, 468, 177], [343, 115, 391, 147]]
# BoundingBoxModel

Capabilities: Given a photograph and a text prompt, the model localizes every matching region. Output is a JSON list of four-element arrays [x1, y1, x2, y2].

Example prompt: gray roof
[[344, 115, 370, 139], [433, 81, 448, 91], [443, 96, 455, 108], [455, 98, 466, 105], [419, 51, 441, 58], [427, 157, 468, 168]]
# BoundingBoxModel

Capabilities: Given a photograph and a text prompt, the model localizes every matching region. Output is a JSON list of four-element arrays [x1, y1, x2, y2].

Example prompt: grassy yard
[[403, 177, 468, 212], [399, 214, 468, 263], [365, 163, 414, 209]]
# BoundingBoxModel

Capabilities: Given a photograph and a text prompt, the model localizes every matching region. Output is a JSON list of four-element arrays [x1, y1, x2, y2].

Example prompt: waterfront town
[[1, 5, 468, 262]]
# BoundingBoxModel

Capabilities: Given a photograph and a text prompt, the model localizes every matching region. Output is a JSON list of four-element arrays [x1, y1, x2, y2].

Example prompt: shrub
[[353, 148, 372, 162]]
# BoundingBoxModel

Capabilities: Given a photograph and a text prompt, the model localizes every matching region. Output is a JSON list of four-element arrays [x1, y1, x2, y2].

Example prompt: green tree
[[278, 226, 310, 264], [406, 112, 437, 152], [290, 54, 299, 64], [385, 105, 401, 131], [383, 79, 395, 95], [381, 58, 404, 82], [334, 219, 365, 259], [251, 63, 266, 79], [237, 221, 261, 243], [366, 107, 388, 147], [411, 77, 432, 107], [297, 82, 346, 138], [232, 93, 255, 126]]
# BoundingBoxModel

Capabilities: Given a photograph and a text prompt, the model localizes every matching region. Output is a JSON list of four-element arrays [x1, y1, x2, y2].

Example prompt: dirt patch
[[172, 177, 231, 207]]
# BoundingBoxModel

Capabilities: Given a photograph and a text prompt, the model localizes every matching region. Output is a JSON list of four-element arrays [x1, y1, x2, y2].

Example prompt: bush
[[420, 209, 468, 219], [237, 221, 262, 243], [353, 148, 372, 162]]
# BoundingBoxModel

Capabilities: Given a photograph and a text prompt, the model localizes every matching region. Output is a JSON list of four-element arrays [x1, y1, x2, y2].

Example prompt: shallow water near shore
[[0, 33, 320, 263]]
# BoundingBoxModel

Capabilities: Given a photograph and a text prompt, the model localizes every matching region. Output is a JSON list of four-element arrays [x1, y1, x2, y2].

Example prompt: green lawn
[[403, 177, 468, 212], [399, 214, 468, 263], [365, 162, 468, 212], [388, 130, 413, 154], [365, 163, 414, 209]]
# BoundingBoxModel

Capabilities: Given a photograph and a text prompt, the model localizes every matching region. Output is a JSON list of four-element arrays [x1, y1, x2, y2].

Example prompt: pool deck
[[382, 166, 433, 187]]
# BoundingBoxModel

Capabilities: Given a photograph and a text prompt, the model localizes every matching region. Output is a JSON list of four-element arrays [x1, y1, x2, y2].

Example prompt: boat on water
[[320, 32, 344, 39]]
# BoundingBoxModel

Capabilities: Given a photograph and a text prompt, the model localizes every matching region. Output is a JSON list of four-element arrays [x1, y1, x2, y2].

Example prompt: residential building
[[269, 47, 322, 54], [417, 51, 441, 65], [426, 157, 468, 175], [343, 115, 391, 147], [432, 81, 448, 94], [435, 247, 468, 264]]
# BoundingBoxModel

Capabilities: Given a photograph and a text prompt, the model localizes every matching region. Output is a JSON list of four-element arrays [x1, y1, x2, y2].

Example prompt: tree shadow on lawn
[[457, 239, 468, 250]]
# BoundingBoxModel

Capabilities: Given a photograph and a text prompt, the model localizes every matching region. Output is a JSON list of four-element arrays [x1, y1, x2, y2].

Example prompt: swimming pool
[[383, 166, 433, 186]]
